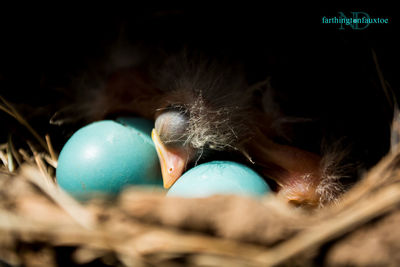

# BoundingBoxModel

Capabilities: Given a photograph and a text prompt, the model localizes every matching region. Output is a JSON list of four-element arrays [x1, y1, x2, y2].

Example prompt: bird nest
[[1, 96, 400, 267]]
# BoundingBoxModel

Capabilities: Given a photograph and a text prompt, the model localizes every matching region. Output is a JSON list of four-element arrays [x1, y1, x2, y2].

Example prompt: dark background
[[0, 7, 398, 169]]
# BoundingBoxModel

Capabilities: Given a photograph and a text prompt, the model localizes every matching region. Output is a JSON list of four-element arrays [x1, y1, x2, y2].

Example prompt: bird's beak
[[151, 129, 188, 189]]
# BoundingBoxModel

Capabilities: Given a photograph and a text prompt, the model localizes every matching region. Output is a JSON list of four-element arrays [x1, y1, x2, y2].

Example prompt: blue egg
[[167, 161, 270, 198], [56, 117, 162, 200]]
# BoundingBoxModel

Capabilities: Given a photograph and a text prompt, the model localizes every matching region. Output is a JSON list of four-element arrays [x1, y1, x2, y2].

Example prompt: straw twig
[[45, 134, 58, 162], [27, 141, 52, 185], [372, 49, 395, 109], [18, 148, 33, 163], [44, 154, 58, 168], [6, 146, 14, 172], [8, 135, 22, 166], [0, 150, 8, 169]]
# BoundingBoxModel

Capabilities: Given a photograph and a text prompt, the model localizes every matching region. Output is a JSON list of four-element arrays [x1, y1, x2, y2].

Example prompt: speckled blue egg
[[167, 161, 270, 198], [56, 117, 162, 200]]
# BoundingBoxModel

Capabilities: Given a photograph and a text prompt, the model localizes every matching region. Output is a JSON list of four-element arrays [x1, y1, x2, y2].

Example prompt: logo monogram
[[338, 12, 370, 30]]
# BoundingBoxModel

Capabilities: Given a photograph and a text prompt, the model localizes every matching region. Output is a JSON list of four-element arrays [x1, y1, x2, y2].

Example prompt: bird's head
[[151, 91, 250, 189], [151, 107, 193, 189]]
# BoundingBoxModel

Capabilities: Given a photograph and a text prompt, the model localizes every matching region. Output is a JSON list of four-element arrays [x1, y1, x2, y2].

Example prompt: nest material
[[1, 144, 400, 266]]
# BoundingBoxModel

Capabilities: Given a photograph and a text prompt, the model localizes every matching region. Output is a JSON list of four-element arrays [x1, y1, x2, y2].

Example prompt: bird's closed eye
[[155, 110, 190, 147]]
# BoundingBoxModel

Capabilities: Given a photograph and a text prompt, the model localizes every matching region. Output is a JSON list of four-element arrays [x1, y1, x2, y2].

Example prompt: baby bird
[[82, 50, 347, 208]]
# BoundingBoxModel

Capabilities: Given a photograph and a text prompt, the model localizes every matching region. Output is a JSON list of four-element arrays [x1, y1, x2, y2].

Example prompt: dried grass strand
[[6, 143, 14, 172], [45, 134, 58, 162], [18, 148, 33, 163], [43, 154, 58, 168], [0, 150, 8, 169], [372, 49, 395, 109], [8, 135, 22, 166]]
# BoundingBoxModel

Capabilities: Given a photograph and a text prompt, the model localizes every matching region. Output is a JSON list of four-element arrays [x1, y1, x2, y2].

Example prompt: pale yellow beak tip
[[151, 128, 183, 189]]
